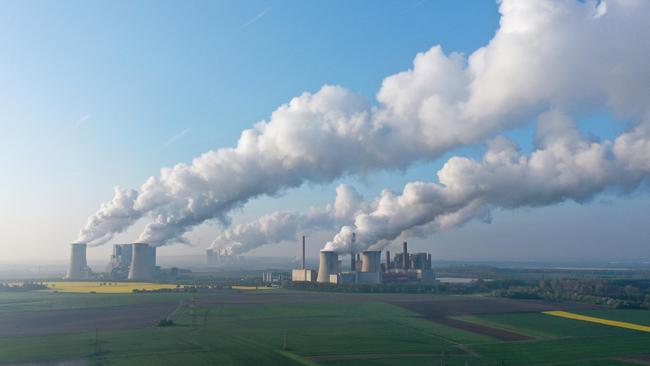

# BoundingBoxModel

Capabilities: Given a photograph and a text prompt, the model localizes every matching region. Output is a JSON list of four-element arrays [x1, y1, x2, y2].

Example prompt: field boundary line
[[275, 350, 320, 366], [543, 311, 650, 333]]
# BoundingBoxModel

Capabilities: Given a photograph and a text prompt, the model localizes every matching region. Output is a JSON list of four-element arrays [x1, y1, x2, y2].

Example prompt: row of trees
[[0, 281, 47, 291], [494, 279, 650, 309]]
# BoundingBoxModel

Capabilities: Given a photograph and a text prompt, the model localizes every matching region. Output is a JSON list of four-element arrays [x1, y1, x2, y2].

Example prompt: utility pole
[[282, 328, 287, 350]]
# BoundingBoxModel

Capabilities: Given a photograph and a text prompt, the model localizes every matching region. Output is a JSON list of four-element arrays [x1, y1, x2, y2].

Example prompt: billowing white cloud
[[209, 184, 365, 255], [77, 0, 650, 246], [325, 110, 650, 253]]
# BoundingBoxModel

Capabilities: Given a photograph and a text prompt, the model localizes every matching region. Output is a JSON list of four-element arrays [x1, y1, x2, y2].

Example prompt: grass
[[464, 312, 642, 338], [44, 281, 182, 294], [472, 333, 650, 364], [0, 291, 196, 313], [1, 291, 650, 365]]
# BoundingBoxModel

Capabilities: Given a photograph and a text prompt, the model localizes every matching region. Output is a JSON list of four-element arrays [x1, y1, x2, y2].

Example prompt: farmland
[[44, 281, 182, 294], [0, 289, 649, 365]]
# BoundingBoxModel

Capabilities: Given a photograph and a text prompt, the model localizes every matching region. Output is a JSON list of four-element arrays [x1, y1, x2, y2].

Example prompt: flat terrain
[[0, 302, 179, 336], [0, 289, 649, 365]]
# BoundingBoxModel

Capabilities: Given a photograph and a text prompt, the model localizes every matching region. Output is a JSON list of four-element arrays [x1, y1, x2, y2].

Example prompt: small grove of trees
[[0, 281, 47, 292], [493, 279, 650, 309], [283, 280, 495, 295], [155, 319, 175, 327]]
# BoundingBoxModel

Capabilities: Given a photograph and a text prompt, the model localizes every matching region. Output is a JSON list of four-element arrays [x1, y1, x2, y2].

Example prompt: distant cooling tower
[[128, 243, 155, 280], [317, 251, 338, 283], [66, 243, 89, 279], [361, 251, 381, 272]]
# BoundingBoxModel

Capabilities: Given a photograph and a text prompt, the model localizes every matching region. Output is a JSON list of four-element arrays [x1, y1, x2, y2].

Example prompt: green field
[[0, 291, 196, 313], [0, 291, 649, 365]]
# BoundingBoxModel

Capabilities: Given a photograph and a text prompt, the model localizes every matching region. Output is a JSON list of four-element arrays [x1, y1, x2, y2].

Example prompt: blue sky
[[1, 0, 647, 263]]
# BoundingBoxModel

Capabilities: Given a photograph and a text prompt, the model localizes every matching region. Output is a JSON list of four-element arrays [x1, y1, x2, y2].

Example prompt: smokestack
[[350, 232, 356, 272], [427, 253, 432, 270], [317, 251, 338, 283], [128, 243, 154, 280], [301, 235, 306, 269], [386, 250, 390, 271], [361, 251, 381, 272], [403, 241, 408, 270], [66, 243, 89, 279]]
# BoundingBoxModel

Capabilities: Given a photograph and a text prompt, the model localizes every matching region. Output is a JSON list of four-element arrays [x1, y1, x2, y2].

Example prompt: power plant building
[[128, 243, 157, 280], [292, 240, 435, 285], [108, 244, 133, 279], [66, 243, 92, 279]]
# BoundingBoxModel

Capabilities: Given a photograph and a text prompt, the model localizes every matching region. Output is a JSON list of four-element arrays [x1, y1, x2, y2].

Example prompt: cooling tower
[[66, 243, 88, 279], [128, 243, 154, 280], [317, 251, 338, 283], [361, 251, 381, 272]]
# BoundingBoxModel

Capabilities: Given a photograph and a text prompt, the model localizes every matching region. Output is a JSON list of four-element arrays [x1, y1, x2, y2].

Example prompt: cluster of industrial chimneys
[[66, 242, 157, 281], [305, 240, 434, 285]]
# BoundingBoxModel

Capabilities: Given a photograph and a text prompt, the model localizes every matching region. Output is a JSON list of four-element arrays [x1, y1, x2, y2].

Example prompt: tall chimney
[[66, 243, 88, 279], [350, 232, 356, 272], [385, 250, 391, 271], [128, 243, 154, 280], [403, 241, 408, 270], [301, 235, 306, 269]]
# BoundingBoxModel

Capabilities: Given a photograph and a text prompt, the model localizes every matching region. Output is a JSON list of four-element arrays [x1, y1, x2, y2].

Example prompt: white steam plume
[[324, 110, 650, 253], [78, 0, 650, 246], [209, 184, 365, 255]]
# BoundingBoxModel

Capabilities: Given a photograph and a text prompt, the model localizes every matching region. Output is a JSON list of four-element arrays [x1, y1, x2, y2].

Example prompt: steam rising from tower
[[76, 0, 650, 253]]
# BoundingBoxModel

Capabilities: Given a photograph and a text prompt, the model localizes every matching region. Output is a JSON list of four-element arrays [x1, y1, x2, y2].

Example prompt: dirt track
[[0, 302, 178, 337]]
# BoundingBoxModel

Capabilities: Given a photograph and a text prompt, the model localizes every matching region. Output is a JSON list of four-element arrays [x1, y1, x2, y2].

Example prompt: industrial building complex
[[65, 235, 433, 287], [292, 238, 435, 285], [66, 242, 160, 281]]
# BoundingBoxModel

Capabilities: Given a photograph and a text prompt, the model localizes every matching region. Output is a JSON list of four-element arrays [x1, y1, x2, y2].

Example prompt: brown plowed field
[[388, 296, 600, 317], [429, 316, 532, 341], [0, 302, 178, 337]]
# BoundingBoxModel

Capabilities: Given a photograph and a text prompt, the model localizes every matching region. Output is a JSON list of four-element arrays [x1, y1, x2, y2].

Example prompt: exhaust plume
[[324, 110, 650, 253], [209, 184, 365, 255], [78, 0, 650, 246]]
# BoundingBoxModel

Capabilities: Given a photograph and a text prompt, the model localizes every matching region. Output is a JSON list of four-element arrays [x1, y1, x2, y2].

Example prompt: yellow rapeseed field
[[543, 310, 650, 333], [44, 281, 181, 294]]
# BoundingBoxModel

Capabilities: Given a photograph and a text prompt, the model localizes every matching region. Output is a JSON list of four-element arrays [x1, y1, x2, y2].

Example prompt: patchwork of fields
[[44, 281, 182, 293], [0, 289, 649, 365]]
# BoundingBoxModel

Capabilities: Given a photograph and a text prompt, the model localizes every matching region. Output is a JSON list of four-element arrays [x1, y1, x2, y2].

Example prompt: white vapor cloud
[[209, 184, 365, 255], [77, 0, 650, 248], [325, 110, 650, 253]]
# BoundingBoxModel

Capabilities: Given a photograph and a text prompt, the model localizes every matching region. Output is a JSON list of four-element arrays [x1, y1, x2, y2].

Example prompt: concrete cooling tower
[[361, 251, 381, 272], [317, 251, 338, 283], [66, 243, 90, 279], [128, 243, 156, 280]]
